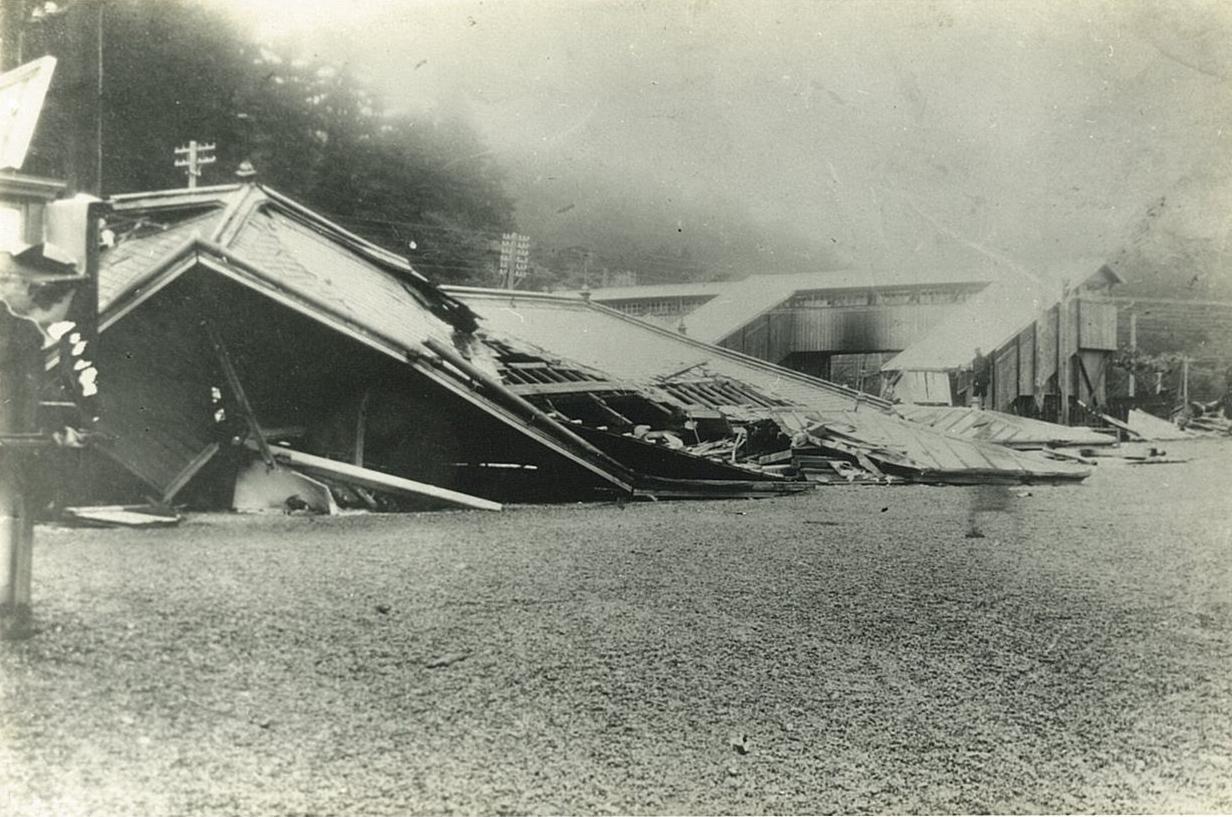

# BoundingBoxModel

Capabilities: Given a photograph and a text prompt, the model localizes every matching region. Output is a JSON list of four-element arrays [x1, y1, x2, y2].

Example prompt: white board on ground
[[246, 441, 502, 512]]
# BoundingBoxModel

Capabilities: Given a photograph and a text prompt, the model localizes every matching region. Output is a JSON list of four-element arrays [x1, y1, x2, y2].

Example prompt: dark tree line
[[14, 0, 513, 283]]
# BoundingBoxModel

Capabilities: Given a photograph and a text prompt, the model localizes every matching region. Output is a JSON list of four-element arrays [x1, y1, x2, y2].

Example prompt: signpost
[[0, 56, 99, 639]]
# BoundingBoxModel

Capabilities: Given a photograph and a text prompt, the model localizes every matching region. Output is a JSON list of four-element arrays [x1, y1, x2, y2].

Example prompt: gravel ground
[[3, 439, 1232, 815]]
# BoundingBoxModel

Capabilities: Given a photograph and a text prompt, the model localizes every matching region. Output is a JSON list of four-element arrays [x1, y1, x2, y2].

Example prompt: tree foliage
[[19, 0, 513, 283]]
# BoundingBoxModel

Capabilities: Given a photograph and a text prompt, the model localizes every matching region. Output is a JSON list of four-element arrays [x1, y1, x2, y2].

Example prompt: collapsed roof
[[446, 288, 1093, 484], [89, 184, 812, 508], [93, 184, 642, 506], [82, 183, 1091, 514]]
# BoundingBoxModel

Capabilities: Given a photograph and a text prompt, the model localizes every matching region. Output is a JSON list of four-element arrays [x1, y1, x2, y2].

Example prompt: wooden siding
[[786, 303, 959, 353], [1077, 350, 1108, 404], [1077, 298, 1118, 350], [723, 301, 967, 362], [1035, 306, 1058, 389], [993, 345, 1018, 411], [1017, 328, 1035, 396]]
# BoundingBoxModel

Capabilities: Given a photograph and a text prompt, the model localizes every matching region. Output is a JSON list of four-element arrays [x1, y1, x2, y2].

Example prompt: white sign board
[[0, 56, 56, 171]]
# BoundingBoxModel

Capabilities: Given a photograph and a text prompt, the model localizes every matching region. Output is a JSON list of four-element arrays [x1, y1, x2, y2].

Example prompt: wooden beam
[[203, 321, 273, 468], [506, 381, 630, 397], [354, 389, 371, 467], [247, 441, 502, 511], [588, 393, 634, 427], [1076, 354, 1095, 405], [422, 337, 635, 482], [161, 442, 220, 503]]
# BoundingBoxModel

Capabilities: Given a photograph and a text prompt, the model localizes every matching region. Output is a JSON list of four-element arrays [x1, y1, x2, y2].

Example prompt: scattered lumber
[[246, 442, 502, 512], [1125, 409, 1197, 441]]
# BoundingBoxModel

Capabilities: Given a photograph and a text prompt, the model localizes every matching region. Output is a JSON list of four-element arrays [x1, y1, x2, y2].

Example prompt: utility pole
[[1127, 312, 1137, 399], [498, 232, 530, 290], [1058, 283, 1072, 425], [173, 140, 215, 189]]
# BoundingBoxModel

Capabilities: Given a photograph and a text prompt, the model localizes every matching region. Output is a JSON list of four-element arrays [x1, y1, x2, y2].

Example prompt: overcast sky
[[206, 0, 1232, 279]]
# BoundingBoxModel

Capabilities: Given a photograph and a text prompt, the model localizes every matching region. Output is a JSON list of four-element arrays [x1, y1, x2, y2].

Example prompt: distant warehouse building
[[881, 262, 1123, 424], [585, 268, 995, 392], [588, 261, 1124, 425]]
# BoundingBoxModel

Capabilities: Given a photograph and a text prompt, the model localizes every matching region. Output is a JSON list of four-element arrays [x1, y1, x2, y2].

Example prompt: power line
[[319, 210, 510, 242]]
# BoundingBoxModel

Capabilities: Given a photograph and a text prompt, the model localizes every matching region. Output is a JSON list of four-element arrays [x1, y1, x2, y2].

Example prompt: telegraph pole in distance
[[173, 140, 215, 188]]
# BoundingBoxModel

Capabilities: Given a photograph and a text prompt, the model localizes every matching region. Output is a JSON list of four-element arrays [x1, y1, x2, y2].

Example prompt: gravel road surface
[[3, 440, 1231, 814]]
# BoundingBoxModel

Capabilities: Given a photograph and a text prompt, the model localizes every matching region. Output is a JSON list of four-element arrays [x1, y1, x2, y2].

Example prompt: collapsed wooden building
[[444, 287, 1093, 485], [59, 183, 1094, 515], [68, 183, 819, 511]]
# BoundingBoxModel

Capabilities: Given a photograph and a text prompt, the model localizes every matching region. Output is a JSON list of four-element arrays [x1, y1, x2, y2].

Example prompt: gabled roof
[[100, 183, 478, 340], [676, 275, 804, 344], [881, 260, 1117, 373]]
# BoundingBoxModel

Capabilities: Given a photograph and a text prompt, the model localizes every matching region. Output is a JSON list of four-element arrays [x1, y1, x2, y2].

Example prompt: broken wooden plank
[[61, 504, 182, 528], [354, 388, 371, 467], [506, 380, 632, 397], [161, 442, 221, 503], [245, 441, 502, 511], [423, 336, 636, 485], [204, 321, 274, 467], [1124, 408, 1196, 441]]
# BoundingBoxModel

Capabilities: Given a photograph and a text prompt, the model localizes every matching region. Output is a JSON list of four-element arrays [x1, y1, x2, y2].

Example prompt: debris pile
[[449, 287, 1097, 487], [51, 184, 1106, 518], [57, 184, 821, 515], [1176, 401, 1232, 436]]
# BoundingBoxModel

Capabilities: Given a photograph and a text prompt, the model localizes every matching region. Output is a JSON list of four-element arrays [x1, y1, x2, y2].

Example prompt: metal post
[[1181, 355, 1189, 405], [0, 312, 41, 639]]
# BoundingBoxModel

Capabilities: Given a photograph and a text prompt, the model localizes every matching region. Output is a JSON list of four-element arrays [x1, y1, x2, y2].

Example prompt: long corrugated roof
[[588, 266, 999, 302], [584, 281, 726, 301]]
